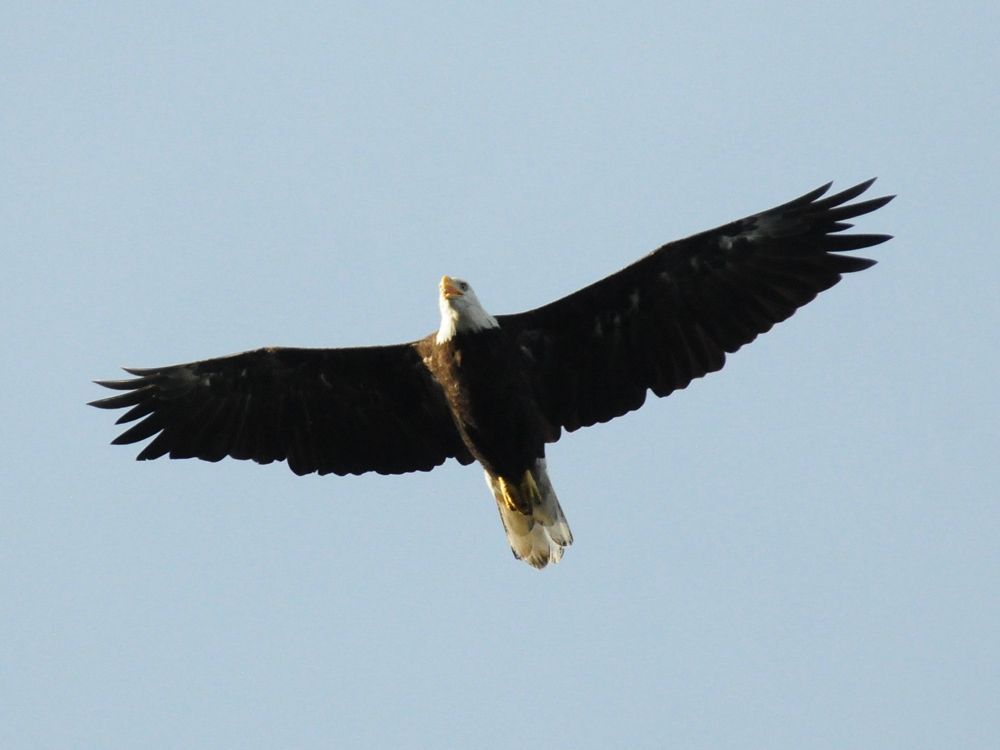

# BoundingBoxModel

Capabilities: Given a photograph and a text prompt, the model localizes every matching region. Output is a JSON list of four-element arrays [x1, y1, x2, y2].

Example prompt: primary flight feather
[[92, 179, 893, 568]]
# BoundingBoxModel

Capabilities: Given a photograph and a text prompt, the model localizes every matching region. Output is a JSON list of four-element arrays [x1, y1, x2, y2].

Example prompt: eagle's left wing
[[91, 342, 474, 476], [497, 179, 893, 436]]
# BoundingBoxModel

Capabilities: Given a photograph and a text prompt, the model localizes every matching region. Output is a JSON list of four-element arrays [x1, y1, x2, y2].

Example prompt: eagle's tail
[[486, 458, 573, 569]]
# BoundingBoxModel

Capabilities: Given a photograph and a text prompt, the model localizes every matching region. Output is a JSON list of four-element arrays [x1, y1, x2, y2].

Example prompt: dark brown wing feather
[[90, 341, 474, 476], [496, 179, 894, 435]]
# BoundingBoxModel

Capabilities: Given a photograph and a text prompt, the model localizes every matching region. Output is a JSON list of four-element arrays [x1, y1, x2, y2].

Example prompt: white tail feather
[[485, 459, 573, 569]]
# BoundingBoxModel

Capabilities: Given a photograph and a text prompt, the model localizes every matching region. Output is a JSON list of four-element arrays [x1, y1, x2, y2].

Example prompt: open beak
[[441, 275, 462, 299]]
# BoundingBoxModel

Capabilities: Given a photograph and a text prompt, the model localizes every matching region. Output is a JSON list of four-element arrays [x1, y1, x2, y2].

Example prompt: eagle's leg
[[497, 471, 542, 515], [519, 469, 542, 508], [496, 476, 520, 512]]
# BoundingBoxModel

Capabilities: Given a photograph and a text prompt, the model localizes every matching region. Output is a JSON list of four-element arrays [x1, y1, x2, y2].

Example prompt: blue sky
[[2, 3, 998, 748]]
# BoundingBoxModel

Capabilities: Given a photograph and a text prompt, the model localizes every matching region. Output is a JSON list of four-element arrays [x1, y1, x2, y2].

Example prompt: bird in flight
[[92, 179, 893, 568]]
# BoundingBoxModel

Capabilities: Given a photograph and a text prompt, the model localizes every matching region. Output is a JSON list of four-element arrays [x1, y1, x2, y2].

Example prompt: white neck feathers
[[437, 289, 499, 343]]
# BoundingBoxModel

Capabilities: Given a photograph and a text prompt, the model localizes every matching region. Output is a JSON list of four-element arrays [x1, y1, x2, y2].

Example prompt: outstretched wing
[[497, 179, 894, 435], [90, 342, 474, 476]]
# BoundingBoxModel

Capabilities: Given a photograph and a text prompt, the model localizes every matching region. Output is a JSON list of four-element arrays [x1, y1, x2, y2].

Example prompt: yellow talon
[[498, 477, 519, 512], [498, 470, 543, 514], [520, 470, 541, 506]]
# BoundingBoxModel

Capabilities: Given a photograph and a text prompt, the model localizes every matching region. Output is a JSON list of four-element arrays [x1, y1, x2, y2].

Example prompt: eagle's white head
[[437, 276, 499, 343]]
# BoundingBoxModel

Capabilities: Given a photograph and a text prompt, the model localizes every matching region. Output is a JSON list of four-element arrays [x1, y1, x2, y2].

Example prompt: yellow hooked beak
[[441, 275, 462, 299]]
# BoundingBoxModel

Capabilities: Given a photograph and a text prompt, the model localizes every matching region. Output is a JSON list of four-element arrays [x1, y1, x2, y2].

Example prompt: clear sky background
[[2, 3, 998, 748]]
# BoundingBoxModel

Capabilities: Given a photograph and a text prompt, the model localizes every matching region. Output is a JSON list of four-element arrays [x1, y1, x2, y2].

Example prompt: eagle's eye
[[459, 282, 469, 291]]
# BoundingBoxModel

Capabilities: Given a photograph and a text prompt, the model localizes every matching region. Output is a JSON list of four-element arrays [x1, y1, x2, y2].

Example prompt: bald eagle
[[91, 179, 893, 568]]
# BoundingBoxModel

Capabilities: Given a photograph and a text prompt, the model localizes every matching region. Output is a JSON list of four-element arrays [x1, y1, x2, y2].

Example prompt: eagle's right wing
[[498, 179, 893, 436]]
